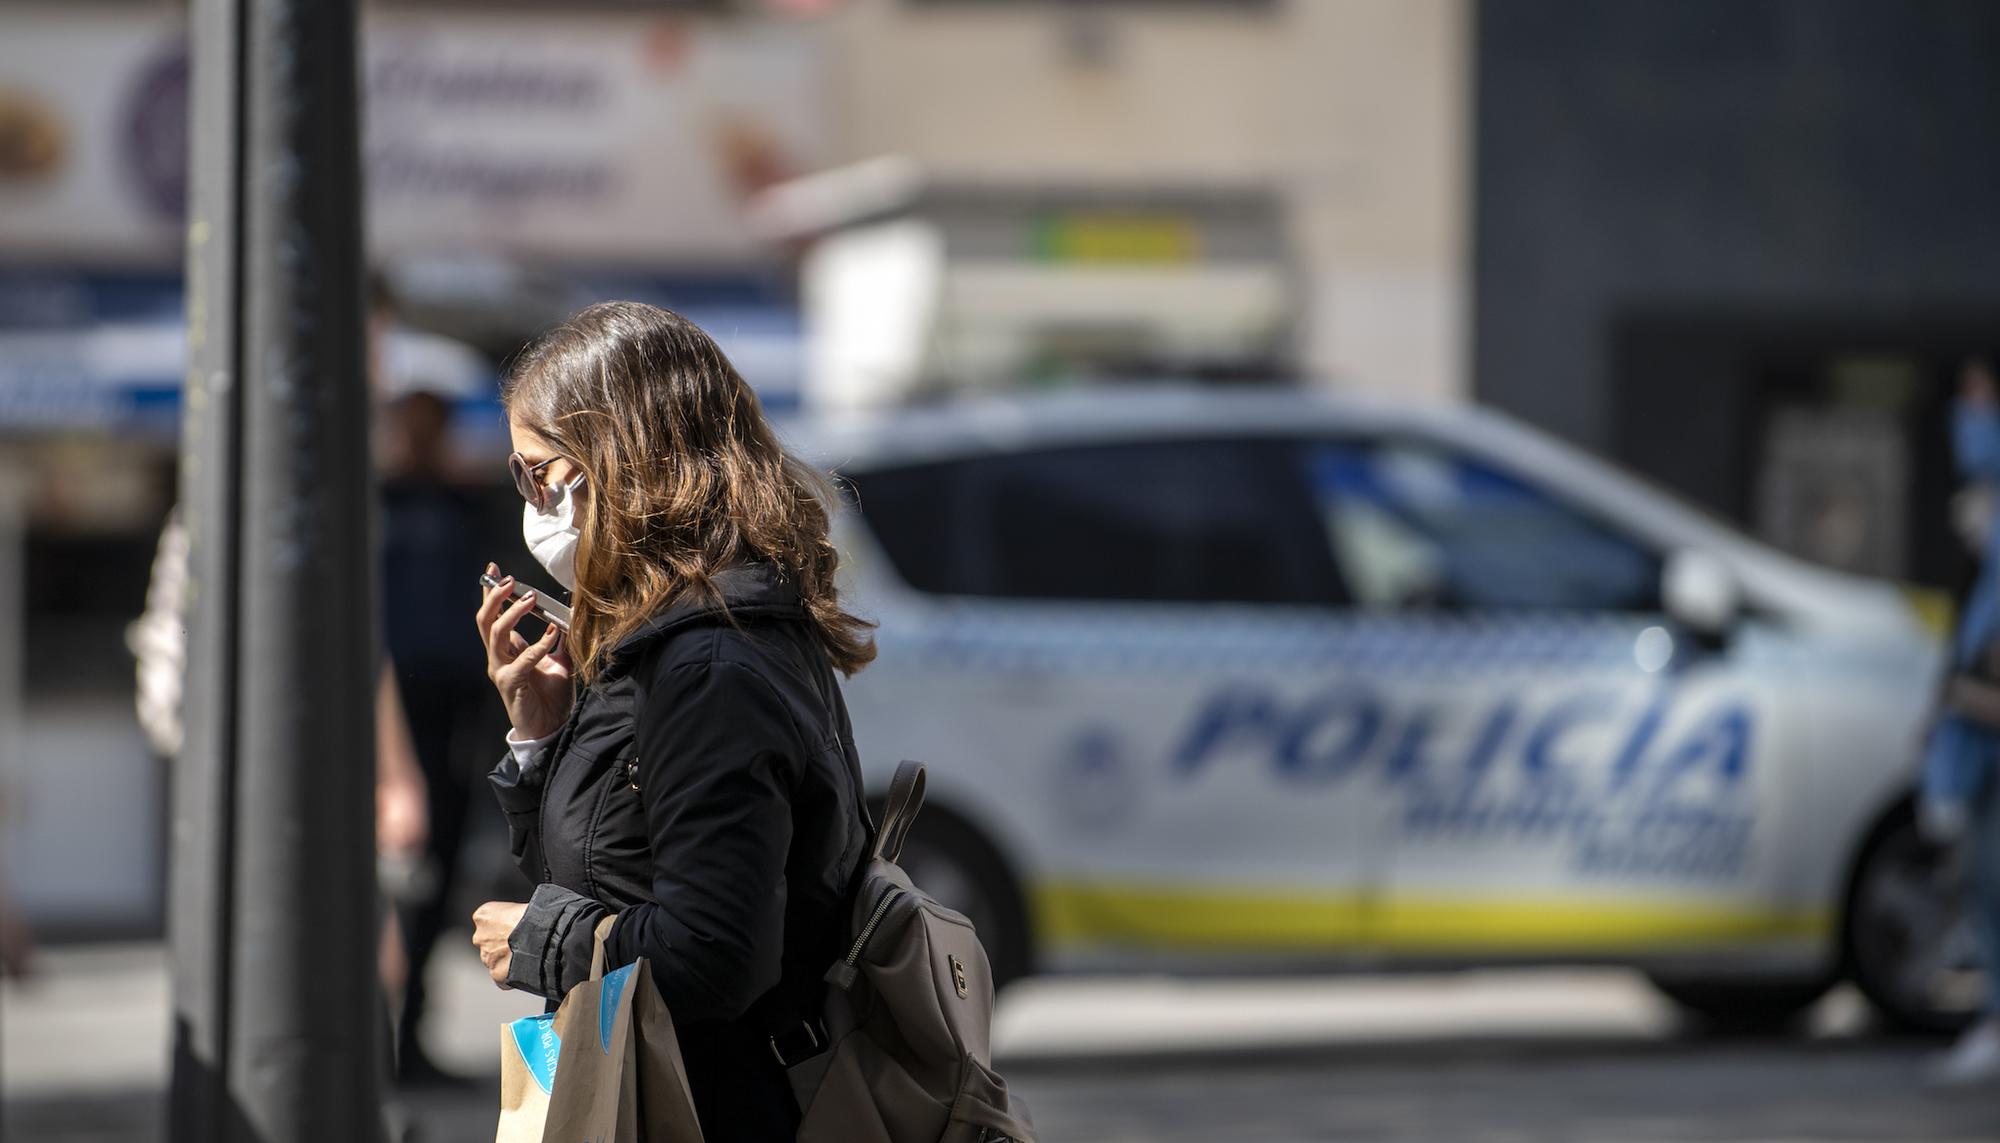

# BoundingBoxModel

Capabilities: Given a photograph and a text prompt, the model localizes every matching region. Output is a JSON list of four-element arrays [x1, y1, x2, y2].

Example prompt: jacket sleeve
[[497, 743, 621, 1002], [601, 659, 800, 1023], [489, 743, 550, 887], [505, 881, 611, 1000]]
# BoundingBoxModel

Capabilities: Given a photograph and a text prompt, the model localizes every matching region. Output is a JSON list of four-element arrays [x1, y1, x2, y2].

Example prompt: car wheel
[[1844, 808, 1982, 1034], [878, 802, 1034, 991], [1645, 975, 1832, 1033]]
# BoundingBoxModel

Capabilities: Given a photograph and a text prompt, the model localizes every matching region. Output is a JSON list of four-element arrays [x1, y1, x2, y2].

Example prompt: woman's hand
[[476, 563, 574, 741], [472, 900, 528, 988]]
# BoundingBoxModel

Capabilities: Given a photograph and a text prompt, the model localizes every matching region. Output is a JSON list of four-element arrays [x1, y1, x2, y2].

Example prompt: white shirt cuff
[[506, 727, 558, 774]]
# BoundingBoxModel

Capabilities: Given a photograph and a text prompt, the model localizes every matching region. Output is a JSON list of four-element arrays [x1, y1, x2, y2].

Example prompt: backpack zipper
[[845, 886, 905, 966]]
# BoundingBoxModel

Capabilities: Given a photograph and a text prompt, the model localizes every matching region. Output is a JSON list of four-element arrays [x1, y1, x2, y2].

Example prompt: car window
[[1305, 440, 1662, 613], [853, 439, 1346, 605]]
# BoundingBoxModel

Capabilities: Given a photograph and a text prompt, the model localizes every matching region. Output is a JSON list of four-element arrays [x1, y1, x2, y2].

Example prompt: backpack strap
[[871, 760, 926, 863]]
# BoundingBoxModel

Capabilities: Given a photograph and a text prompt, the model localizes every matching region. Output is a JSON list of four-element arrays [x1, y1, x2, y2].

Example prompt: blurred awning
[[0, 271, 186, 436], [0, 269, 506, 440], [0, 268, 800, 439]]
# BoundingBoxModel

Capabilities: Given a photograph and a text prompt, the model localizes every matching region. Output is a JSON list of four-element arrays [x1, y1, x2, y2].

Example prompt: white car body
[[783, 388, 1944, 987]]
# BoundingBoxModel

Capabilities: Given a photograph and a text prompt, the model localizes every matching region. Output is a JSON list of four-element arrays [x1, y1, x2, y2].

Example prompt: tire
[[1646, 976, 1832, 1033], [1844, 806, 1982, 1035], [875, 800, 1034, 991]]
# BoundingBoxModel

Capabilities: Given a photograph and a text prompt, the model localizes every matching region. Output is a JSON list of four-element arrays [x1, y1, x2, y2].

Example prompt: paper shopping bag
[[623, 962, 705, 1142], [541, 958, 705, 1143], [498, 1013, 561, 1143], [540, 959, 638, 1140], [498, 915, 706, 1143]]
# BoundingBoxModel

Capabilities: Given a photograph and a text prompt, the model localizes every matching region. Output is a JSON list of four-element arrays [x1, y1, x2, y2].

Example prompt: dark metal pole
[[225, 0, 379, 1136], [171, 0, 248, 1133], [175, 0, 377, 1136]]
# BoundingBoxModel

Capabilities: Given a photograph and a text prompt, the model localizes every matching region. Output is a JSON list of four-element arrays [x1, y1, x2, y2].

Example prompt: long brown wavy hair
[[502, 301, 875, 684]]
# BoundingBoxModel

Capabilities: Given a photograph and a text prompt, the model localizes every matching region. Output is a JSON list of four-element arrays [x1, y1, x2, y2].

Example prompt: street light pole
[[170, 0, 247, 1132], [174, 0, 378, 1137]]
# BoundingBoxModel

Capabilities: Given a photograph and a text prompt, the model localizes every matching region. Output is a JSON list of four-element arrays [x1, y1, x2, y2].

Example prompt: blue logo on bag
[[599, 963, 634, 1053], [508, 1014, 561, 1095]]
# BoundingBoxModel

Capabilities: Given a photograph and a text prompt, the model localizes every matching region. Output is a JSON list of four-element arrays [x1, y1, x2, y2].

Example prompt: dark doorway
[[1613, 309, 2000, 590]]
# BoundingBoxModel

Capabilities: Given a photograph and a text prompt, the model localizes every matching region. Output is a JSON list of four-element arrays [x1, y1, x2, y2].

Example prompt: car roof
[[777, 384, 1917, 630], [776, 383, 1775, 566]]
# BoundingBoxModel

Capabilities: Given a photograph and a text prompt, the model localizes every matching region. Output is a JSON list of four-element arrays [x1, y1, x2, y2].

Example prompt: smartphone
[[481, 570, 572, 632]]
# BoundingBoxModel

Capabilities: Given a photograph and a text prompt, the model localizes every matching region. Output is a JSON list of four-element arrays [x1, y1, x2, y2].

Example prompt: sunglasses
[[508, 451, 570, 512]]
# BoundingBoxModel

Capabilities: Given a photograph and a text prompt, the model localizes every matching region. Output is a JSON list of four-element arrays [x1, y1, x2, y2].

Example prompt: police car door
[[1304, 436, 1770, 958], [847, 436, 1375, 970]]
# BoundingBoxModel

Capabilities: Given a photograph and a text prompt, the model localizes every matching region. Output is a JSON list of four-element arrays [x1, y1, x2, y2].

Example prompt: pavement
[[6, 942, 2000, 1142]]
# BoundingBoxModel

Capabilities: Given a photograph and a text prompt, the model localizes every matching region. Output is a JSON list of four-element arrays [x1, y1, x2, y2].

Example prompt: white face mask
[[522, 475, 585, 590]]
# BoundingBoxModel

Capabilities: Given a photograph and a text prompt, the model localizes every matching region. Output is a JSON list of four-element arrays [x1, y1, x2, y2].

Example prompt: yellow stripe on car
[[1371, 896, 1829, 951], [1034, 881, 1829, 954]]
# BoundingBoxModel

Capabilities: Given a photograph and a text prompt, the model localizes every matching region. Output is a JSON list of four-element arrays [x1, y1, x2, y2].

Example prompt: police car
[[785, 387, 1966, 1031]]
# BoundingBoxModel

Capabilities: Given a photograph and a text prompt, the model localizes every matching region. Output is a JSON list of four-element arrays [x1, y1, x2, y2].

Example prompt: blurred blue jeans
[[1923, 713, 2000, 1015]]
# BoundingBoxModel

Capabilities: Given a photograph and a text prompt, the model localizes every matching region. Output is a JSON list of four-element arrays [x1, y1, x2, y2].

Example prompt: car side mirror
[[1663, 549, 1742, 640]]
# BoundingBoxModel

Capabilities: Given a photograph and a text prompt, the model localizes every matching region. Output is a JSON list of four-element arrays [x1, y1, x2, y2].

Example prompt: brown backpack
[[784, 761, 1037, 1143]]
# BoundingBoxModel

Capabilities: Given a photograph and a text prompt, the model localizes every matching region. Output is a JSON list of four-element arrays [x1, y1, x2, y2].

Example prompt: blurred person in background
[[127, 277, 501, 1085], [371, 280, 504, 1088], [129, 501, 428, 1122], [1922, 358, 2000, 1085]]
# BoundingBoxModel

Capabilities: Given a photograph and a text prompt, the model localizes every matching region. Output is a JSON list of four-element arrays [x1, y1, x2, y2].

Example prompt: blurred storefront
[[0, 0, 829, 934], [1, 1, 821, 396]]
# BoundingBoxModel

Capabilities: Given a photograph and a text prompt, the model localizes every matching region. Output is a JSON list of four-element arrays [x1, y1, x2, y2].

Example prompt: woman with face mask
[[469, 302, 876, 1140]]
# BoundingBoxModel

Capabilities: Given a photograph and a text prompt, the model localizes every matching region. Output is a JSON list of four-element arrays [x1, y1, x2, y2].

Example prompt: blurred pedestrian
[[1922, 358, 2000, 1084], [369, 278, 507, 1086], [128, 501, 428, 1126], [128, 278, 460, 1088], [468, 302, 875, 1141]]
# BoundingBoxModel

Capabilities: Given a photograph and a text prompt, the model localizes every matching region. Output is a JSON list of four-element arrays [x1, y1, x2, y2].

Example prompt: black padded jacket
[[490, 561, 871, 1142]]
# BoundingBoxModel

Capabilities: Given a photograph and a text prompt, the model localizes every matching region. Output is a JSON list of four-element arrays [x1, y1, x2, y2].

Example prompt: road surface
[[6, 946, 1998, 1141]]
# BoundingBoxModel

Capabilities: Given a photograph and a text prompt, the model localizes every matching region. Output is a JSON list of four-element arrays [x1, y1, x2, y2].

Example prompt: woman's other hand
[[476, 563, 573, 740], [472, 900, 528, 988]]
